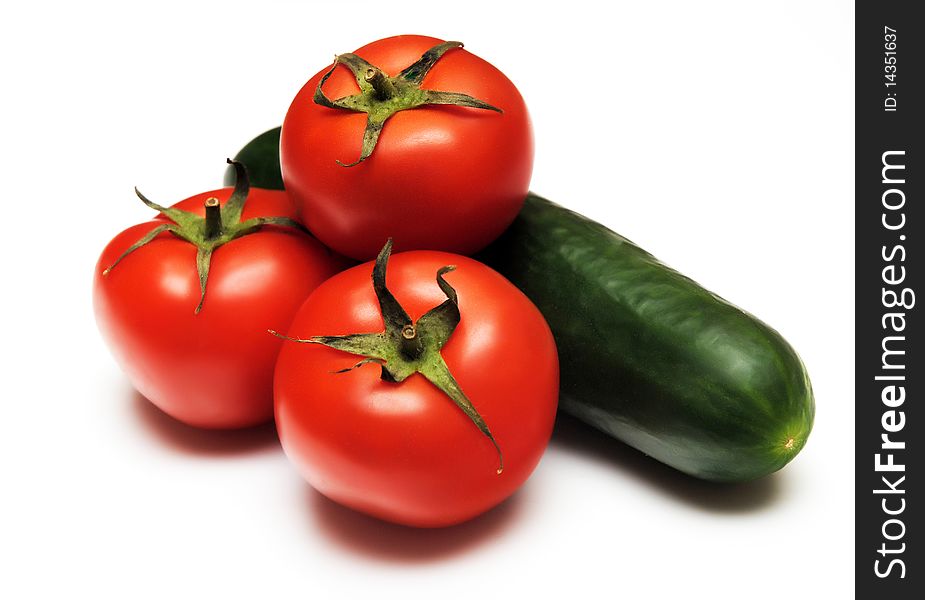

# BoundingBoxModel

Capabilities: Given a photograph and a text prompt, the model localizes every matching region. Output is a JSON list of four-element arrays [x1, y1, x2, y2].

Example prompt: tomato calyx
[[270, 239, 504, 474], [313, 40, 503, 167], [102, 159, 307, 314]]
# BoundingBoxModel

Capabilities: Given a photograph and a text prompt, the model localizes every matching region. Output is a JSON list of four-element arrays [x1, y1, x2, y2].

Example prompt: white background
[[1, 1, 854, 598]]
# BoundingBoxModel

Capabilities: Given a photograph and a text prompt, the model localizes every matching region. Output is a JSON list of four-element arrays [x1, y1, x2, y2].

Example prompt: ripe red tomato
[[281, 34, 533, 261], [94, 176, 345, 429], [273, 246, 558, 527]]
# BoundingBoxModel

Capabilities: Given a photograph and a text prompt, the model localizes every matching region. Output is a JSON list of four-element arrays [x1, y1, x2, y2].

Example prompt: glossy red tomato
[[274, 249, 558, 527], [94, 185, 344, 429], [281, 34, 533, 261]]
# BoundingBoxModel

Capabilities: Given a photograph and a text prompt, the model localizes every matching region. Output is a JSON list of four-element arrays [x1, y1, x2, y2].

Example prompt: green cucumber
[[479, 194, 814, 482], [223, 127, 284, 190]]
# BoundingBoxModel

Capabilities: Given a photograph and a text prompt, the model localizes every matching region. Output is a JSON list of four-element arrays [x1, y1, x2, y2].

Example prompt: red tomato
[[273, 249, 558, 527], [94, 185, 344, 429], [281, 34, 533, 261]]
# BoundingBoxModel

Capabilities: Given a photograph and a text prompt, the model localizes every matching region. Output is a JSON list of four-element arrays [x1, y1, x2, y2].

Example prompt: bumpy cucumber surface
[[480, 194, 814, 482]]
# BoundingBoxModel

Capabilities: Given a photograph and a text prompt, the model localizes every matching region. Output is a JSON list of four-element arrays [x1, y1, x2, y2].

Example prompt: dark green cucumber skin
[[223, 127, 284, 190], [479, 194, 815, 482]]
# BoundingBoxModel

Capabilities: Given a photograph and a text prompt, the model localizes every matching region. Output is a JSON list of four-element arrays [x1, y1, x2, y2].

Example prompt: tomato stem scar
[[364, 67, 396, 100], [399, 324, 423, 360], [204, 197, 222, 239]]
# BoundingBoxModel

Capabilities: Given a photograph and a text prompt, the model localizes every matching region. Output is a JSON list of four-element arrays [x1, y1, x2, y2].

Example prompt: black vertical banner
[[857, 2, 922, 596]]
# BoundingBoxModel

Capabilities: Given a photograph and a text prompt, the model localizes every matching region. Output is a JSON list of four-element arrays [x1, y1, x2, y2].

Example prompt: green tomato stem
[[103, 160, 305, 314], [204, 197, 222, 240], [312, 40, 502, 167], [400, 324, 424, 360], [364, 67, 396, 100]]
